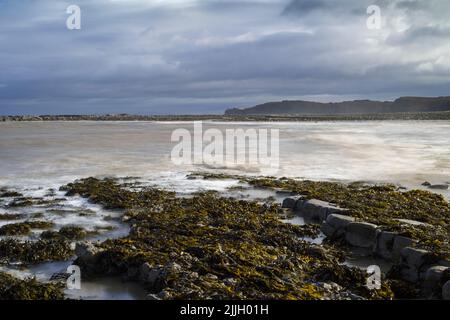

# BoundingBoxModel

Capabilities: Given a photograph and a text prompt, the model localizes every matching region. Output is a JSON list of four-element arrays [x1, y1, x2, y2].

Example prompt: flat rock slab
[[321, 214, 355, 238], [396, 219, 430, 227], [345, 222, 379, 249], [296, 199, 347, 222]]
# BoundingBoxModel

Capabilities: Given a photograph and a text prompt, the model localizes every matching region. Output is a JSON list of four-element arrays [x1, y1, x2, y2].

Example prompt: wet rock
[[345, 222, 379, 249], [376, 231, 397, 260], [395, 219, 429, 227], [0, 191, 22, 198], [49, 272, 71, 282], [321, 214, 355, 238], [399, 247, 433, 282], [75, 242, 103, 266], [282, 197, 301, 209], [422, 266, 449, 298], [0, 223, 32, 236], [443, 280, 450, 300], [140, 262, 181, 292], [0, 213, 25, 221], [392, 236, 416, 262], [275, 190, 297, 196], [139, 263, 167, 292], [0, 271, 65, 300], [421, 181, 431, 187], [297, 199, 347, 222], [428, 184, 449, 190]]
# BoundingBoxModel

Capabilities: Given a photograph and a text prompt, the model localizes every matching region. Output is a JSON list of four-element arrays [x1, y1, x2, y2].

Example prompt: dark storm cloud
[[0, 0, 449, 115], [282, 0, 326, 15]]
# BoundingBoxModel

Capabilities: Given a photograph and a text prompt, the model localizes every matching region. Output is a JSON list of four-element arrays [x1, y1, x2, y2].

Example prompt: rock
[[276, 190, 297, 196], [327, 214, 355, 230], [443, 280, 450, 300], [282, 197, 301, 209], [437, 260, 450, 268], [392, 236, 416, 261], [421, 181, 431, 187], [320, 223, 336, 238], [139, 263, 167, 292], [428, 184, 449, 190], [139, 262, 182, 292], [49, 272, 70, 282], [345, 222, 379, 249], [75, 242, 103, 264], [297, 199, 347, 222], [422, 266, 449, 298], [395, 219, 429, 227], [223, 278, 238, 287], [376, 231, 397, 260], [294, 199, 306, 211], [399, 247, 433, 282], [321, 214, 355, 238]]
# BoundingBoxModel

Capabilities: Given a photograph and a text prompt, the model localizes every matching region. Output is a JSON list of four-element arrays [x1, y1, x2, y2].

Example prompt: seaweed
[[41, 225, 90, 240], [0, 239, 73, 264], [0, 213, 25, 221], [0, 221, 54, 236], [64, 178, 394, 300], [0, 272, 64, 300]]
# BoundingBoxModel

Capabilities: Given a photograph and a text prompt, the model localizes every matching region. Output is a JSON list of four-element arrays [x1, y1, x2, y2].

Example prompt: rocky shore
[[1, 174, 450, 300], [2, 111, 450, 122]]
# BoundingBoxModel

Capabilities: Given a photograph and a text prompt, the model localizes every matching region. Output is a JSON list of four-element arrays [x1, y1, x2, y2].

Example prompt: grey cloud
[[0, 0, 450, 115]]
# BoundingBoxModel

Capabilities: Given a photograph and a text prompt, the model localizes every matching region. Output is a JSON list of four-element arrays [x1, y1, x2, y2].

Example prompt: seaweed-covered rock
[[0, 213, 25, 221], [0, 191, 23, 198], [0, 221, 54, 236], [41, 226, 90, 241], [62, 177, 394, 300], [244, 176, 450, 259], [345, 222, 379, 249], [0, 223, 31, 236], [0, 272, 64, 300], [75, 242, 104, 268], [0, 239, 73, 264], [59, 226, 88, 240]]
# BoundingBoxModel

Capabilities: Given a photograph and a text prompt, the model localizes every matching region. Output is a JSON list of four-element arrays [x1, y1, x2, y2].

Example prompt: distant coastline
[[2, 111, 450, 122], [226, 96, 450, 116]]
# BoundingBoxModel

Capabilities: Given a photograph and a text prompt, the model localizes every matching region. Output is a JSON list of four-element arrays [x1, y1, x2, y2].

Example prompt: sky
[[0, 0, 449, 115]]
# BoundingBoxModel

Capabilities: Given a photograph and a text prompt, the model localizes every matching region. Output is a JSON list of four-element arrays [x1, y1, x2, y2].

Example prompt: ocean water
[[0, 120, 449, 195]]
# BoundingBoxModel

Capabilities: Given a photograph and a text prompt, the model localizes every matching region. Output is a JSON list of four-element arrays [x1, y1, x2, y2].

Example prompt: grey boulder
[[345, 222, 379, 249], [399, 247, 433, 282], [321, 214, 355, 238]]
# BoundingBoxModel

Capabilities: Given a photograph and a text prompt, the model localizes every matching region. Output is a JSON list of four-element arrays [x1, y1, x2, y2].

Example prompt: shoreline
[[1, 173, 450, 300], [2, 111, 450, 122]]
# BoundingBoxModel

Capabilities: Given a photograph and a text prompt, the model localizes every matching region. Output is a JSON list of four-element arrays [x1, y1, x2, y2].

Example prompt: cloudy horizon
[[1, 0, 449, 115]]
